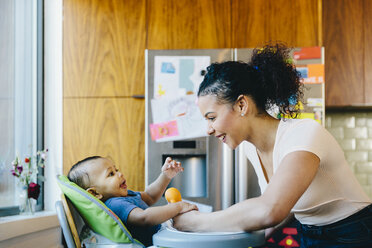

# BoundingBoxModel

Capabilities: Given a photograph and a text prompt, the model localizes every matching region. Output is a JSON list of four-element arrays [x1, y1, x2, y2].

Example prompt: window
[[0, 0, 44, 216]]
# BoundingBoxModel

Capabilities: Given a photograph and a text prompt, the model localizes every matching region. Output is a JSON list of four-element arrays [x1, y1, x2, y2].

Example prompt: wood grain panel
[[232, 0, 321, 48], [63, 98, 145, 191], [147, 0, 231, 49], [365, 0, 372, 104], [323, 0, 364, 106], [63, 0, 146, 97]]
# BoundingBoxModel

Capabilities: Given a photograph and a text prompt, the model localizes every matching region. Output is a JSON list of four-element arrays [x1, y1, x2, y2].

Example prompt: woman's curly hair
[[197, 43, 303, 118]]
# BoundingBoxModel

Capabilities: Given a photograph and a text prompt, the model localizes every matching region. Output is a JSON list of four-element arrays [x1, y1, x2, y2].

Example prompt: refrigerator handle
[[236, 143, 248, 203], [221, 143, 234, 209]]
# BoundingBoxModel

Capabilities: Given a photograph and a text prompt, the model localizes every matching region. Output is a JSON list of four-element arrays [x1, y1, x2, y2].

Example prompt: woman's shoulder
[[280, 118, 321, 128], [276, 118, 333, 160], [279, 118, 324, 136]]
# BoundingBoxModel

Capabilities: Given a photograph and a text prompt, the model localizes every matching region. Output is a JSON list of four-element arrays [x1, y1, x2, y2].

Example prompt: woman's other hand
[[173, 210, 200, 231]]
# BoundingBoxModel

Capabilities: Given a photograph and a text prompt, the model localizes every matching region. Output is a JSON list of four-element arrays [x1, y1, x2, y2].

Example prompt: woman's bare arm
[[173, 151, 319, 232]]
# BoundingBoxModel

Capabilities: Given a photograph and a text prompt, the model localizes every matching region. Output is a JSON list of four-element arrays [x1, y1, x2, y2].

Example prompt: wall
[[326, 110, 372, 198], [0, 213, 61, 248], [0, 227, 61, 248]]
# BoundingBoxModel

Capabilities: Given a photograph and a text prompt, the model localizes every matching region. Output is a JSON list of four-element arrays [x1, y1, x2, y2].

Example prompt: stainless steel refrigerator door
[[145, 49, 234, 211]]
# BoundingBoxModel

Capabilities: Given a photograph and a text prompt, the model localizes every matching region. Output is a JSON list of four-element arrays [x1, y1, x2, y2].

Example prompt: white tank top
[[244, 118, 371, 226]]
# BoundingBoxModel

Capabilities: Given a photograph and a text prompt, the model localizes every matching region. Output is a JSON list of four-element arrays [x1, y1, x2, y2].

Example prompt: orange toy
[[165, 187, 182, 203]]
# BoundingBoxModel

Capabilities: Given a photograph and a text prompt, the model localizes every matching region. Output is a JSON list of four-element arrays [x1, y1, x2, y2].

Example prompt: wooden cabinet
[[63, 98, 145, 191], [63, 0, 146, 97], [63, 0, 146, 190], [147, 0, 231, 49], [323, 0, 364, 106], [323, 0, 372, 106], [232, 0, 322, 48]]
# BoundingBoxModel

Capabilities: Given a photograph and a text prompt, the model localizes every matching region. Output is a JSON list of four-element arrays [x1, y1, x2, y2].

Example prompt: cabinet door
[[232, 0, 321, 48], [147, 0, 231, 49], [63, 0, 146, 190], [64, 98, 145, 191], [323, 0, 364, 106], [365, 0, 372, 104], [63, 0, 146, 97]]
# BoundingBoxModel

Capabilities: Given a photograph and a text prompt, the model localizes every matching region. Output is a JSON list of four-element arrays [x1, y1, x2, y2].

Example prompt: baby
[[67, 156, 197, 246]]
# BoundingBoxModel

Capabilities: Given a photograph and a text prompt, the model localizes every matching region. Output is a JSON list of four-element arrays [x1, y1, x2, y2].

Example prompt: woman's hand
[[162, 157, 184, 179], [173, 210, 200, 231], [176, 202, 198, 214]]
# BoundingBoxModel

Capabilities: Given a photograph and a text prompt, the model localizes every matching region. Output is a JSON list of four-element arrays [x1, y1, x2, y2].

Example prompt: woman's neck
[[247, 114, 280, 154]]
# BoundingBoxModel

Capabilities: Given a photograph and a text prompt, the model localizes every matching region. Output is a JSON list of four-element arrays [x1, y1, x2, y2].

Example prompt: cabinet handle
[[131, 95, 145, 99]]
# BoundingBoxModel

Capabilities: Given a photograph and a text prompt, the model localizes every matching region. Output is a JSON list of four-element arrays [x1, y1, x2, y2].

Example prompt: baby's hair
[[67, 156, 102, 189], [198, 43, 303, 117]]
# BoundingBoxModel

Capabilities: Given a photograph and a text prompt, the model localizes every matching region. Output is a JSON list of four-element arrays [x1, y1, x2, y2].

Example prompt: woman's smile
[[216, 133, 227, 143]]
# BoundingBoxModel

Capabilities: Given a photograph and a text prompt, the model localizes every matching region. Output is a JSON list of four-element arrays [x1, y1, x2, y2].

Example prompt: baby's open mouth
[[120, 181, 127, 189]]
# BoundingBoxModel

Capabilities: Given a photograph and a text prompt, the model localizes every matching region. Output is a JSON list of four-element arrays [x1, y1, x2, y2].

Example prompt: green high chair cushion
[[57, 175, 144, 246]]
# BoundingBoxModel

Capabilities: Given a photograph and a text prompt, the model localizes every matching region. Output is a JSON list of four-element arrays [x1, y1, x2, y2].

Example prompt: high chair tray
[[152, 227, 265, 248]]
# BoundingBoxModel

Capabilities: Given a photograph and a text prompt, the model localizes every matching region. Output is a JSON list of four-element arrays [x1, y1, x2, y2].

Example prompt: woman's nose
[[207, 123, 215, 136]]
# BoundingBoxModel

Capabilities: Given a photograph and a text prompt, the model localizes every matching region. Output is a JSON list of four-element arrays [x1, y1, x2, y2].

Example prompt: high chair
[[56, 175, 265, 248], [55, 194, 82, 248], [56, 175, 146, 248]]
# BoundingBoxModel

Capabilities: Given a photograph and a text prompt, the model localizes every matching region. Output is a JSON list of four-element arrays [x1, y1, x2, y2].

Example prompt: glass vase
[[19, 186, 34, 215]]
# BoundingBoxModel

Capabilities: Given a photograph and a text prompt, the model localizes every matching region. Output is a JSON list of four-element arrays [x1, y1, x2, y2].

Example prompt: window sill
[[0, 211, 59, 241]]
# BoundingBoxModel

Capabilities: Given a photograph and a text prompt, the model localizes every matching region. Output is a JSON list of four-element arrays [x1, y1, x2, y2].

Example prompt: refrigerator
[[145, 47, 325, 211]]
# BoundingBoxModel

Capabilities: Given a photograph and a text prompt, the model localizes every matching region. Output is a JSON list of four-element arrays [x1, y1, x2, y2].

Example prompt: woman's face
[[198, 95, 243, 149]]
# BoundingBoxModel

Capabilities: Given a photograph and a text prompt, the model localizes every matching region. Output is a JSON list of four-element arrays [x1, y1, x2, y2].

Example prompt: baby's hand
[[177, 201, 198, 214], [162, 157, 184, 179]]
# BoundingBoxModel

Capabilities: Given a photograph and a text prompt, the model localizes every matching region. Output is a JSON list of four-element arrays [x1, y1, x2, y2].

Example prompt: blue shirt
[[104, 190, 161, 246]]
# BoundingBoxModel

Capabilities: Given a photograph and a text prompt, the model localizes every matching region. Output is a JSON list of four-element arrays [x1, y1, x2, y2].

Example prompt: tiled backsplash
[[326, 111, 372, 199]]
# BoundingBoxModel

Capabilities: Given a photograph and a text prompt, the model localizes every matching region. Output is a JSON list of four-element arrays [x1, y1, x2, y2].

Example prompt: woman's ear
[[86, 187, 103, 200], [235, 95, 249, 116]]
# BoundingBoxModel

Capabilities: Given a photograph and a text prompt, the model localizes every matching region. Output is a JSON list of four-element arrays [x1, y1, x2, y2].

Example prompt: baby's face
[[88, 158, 128, 201]]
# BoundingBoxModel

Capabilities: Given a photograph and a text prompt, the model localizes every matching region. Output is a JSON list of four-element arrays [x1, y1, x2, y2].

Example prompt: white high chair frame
[[55, 194, 147, 248]]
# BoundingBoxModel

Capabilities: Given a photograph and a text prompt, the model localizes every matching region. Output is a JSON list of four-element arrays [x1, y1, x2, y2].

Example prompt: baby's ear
[[86, 187, 103, 200]]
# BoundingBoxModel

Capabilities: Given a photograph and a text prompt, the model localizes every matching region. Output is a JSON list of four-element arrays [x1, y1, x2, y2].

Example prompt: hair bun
[[249, 43, 302, 116]]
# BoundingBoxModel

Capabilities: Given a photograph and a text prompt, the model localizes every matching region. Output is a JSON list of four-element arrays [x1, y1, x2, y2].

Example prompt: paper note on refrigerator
[[150, 120, 179, 141], [154, 56, 210, 99], [151, 56, 210, 142], [151, 95, 207, 142], [293, 47, 321, 60]]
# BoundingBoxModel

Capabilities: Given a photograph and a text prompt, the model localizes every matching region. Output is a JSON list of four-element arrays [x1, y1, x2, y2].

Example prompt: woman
[[173, 44, 372, 247]]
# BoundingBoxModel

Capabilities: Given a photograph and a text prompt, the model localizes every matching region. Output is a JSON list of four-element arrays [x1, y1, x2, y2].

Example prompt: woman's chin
[[225, 141, 236, 150], [228, 141, 242, 150]]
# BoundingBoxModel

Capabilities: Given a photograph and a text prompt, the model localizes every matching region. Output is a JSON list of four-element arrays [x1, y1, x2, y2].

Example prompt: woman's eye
[[208, 117, 215, 121], [109, 171, 114, 176]]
